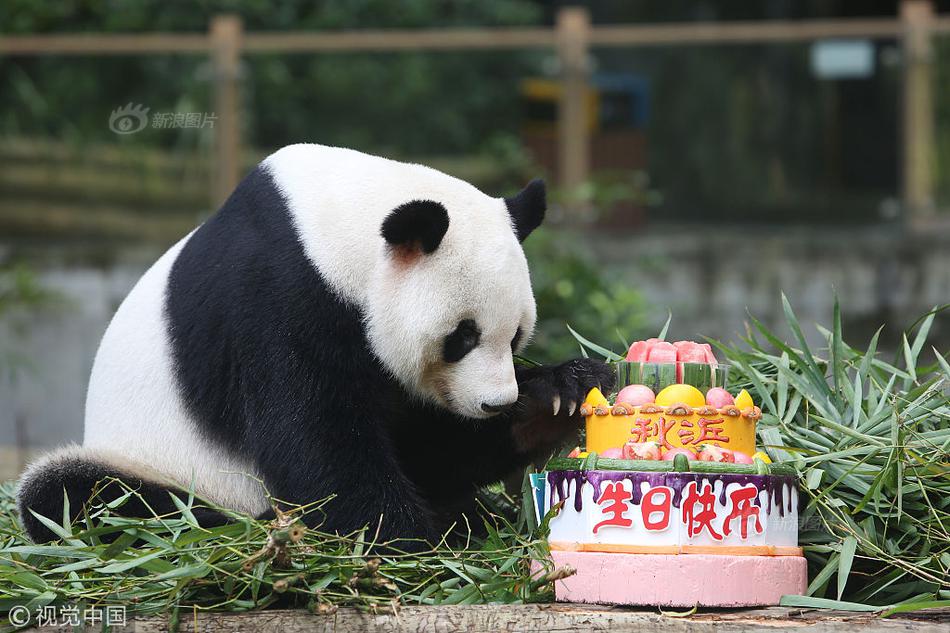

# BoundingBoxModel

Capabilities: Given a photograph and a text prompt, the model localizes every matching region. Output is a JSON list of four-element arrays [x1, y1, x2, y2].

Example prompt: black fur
[[443, 319, 480, 363], [19, 166, 612, 546], [504, 179, 546, 242], [17, 455, 229, 543], [381, 200, 449, 254]]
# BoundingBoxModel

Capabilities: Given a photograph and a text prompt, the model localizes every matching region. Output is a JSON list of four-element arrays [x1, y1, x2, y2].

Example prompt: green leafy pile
[[715, 299, 949, 614], [0, 481, 557, 627]]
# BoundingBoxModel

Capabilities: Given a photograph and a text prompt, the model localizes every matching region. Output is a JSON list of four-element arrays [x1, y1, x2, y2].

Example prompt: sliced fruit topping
[[622, 440, 661, 460], [646, 341, 677, 364], [696, 444, 735, 463]]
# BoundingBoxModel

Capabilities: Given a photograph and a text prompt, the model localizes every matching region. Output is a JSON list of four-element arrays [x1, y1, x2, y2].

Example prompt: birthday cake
[[532, 339, 807, 607]]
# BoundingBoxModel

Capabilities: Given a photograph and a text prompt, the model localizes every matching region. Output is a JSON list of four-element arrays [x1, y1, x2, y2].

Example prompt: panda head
[[368, 179, 546, 419]]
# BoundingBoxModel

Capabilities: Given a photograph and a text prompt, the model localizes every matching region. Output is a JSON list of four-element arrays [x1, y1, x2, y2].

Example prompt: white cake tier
[[533, 470, 799, 551]]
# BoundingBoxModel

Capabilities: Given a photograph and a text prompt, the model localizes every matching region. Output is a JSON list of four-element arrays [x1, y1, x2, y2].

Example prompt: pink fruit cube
[[625, 340, 650, 362], [646, 341, 677, 364], [673, 341, 708, 363]]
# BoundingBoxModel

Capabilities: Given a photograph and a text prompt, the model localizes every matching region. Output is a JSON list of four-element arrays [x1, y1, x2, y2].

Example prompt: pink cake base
[[547, 551, 807, 607]]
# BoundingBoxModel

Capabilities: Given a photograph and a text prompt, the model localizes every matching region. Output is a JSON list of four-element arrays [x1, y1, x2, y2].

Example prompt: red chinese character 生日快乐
[[723, 485, 763, 539], [681, 481, 723, 540], [593, 482, 633, 534], [641, 486, 673, 531]]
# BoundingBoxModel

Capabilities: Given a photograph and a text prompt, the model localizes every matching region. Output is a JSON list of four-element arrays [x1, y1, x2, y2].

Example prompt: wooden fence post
[[556, 7, 591, 204], [900, 0, 936, 220], [210, 14, 243, 210]]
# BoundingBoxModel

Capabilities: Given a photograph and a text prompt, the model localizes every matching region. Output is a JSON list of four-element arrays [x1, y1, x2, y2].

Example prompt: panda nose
[[481, 401, 515, 414]]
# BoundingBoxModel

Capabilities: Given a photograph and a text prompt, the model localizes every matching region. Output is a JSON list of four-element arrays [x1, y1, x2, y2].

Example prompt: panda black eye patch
[[443, 319, 481, 363]]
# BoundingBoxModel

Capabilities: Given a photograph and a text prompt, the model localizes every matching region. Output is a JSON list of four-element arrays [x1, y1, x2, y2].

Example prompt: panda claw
[[552, 394, 561, 416], [567, 401, 577, 416]]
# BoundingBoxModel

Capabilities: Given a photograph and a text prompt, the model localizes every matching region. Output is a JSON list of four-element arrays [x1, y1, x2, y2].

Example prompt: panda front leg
[[255, 425, 440, 549]]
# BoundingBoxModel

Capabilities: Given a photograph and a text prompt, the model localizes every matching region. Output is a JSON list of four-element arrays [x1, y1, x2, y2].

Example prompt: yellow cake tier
[[581, 390, 761, 456]]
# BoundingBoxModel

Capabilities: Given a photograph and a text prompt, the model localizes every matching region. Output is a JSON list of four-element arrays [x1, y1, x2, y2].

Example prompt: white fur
[[83, 233, 269, 515], [265, 144, 537, 419]]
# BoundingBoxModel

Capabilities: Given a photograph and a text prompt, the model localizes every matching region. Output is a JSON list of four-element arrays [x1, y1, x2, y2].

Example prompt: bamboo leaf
[[566, 324, 622, 361], [933, 346, 950, 379], [881, 600, 950, 618], [780, 595, 880, 612], [837, 536, 858, 599], [902, 334, 918, 386], [657, 311, 672, 341], [831, 296, 844, 399]]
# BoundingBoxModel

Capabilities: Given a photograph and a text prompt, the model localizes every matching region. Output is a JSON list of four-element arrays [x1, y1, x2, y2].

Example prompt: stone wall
[[592, 224, 950, 348]]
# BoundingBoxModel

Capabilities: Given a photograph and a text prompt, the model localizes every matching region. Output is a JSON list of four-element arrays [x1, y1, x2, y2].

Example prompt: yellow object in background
[[752, 451, 772, 464]]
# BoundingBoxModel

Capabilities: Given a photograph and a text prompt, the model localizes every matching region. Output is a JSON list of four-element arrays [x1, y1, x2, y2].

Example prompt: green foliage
[[522, 228, 650, 364], [0, 0, 543, 157], [0, 477, 558, 624], [715, 299, 949, 609]]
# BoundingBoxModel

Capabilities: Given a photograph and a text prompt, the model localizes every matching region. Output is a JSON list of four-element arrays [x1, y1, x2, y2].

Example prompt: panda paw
[[548, 357, 616, 417], [511, 358, 615, 451]]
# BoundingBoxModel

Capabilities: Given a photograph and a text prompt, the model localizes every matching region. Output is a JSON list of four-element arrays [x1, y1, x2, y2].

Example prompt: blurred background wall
[[2, 1, 949, 477]]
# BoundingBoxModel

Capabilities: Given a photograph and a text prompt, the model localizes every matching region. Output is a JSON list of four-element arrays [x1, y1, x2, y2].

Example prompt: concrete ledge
[[22, 604, 950, 632]]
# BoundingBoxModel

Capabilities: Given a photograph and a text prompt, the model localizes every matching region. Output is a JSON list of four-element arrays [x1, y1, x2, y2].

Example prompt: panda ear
[[381, 200, 450, 257], [504, 179, 546, 242]]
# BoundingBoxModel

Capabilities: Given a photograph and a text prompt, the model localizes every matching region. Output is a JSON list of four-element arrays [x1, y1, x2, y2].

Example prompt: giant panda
[[17, 144, 613, 544]]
